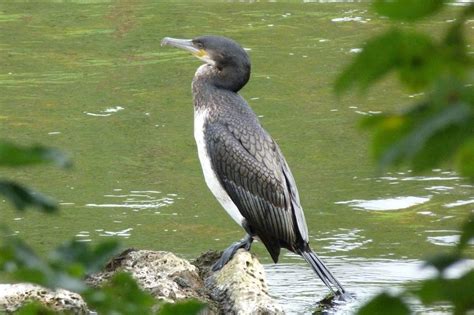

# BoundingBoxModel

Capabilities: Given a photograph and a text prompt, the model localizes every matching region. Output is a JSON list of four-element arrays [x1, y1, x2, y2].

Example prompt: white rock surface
[[206, 249, 284, 315], [86, 249, 207, 304], [0, 283, 88, 314]]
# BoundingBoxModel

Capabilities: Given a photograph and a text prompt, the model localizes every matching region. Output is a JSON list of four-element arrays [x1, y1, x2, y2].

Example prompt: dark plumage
[[161, 35, 346, 297]]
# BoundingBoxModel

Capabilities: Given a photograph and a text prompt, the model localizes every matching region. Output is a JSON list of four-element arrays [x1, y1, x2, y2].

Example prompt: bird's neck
[[217, 62, 250, 92], [192, 63, 250, 108]]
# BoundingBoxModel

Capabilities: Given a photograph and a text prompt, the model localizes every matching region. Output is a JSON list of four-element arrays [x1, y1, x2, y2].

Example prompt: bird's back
[[194, 85, 309, 261]]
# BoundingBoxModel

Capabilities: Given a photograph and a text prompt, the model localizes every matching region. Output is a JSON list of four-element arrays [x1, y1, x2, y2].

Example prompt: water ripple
[[444, 198, 474, 208], [265, 257, 474, 314], [319, 228, 372, 252], [85, 189, 175, 210], [427, 235, 460, 247], [335, 196, 431, 211], [84, 106, 124, 117]]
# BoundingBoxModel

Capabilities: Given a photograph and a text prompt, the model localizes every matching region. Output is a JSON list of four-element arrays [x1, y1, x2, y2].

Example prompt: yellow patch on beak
[[193, 49, 215, 66], [194, 49, 208, 58]]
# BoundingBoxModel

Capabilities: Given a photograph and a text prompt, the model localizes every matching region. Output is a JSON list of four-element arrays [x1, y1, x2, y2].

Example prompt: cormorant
[[161, 35, 346, 297]]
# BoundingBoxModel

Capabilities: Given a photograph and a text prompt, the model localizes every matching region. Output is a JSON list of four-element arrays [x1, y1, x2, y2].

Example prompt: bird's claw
[[211, 241, 242, 271], [211, 235, 253, 272]]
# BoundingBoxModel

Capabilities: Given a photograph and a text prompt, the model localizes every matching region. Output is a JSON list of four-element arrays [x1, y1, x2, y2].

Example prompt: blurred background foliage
[[336, 0, 473, 181], [335, 0, 473, 314], [0, 143, 204, 314]]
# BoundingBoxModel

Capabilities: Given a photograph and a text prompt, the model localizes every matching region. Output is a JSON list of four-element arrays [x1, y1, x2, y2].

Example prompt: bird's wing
[[205, 120, 308, 260], [278, 152, 309, 242]]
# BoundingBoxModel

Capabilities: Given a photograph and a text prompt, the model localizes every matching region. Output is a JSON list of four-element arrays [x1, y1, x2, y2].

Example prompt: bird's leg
[[212, 234, 253, 271]]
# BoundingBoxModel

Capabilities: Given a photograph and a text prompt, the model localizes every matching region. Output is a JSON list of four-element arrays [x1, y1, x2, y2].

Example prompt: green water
[[1, 1, 473, 313]]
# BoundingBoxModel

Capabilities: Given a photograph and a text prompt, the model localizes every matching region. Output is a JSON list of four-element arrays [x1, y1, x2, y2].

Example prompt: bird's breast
[[193, 108, 245, 227]]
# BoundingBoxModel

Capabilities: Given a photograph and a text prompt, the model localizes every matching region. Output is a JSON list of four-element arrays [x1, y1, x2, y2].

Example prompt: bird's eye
[[195, 42, 204, 49]]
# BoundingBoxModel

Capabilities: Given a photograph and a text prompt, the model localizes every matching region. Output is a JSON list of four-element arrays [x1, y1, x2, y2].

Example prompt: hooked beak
[[161, 37, 198, 54], [161, 37, 215, 66]]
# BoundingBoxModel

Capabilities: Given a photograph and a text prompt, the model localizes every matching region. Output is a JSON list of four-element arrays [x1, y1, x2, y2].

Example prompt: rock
[[86, 249, 214, 310], [0, 283, 88, 314], [89, 248, 283, 314], [197, 249, 284, 315], [2, 249, 283, 314]]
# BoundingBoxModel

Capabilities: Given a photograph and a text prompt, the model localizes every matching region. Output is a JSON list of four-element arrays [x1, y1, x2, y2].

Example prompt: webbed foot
[[212, 234, 253, 271]]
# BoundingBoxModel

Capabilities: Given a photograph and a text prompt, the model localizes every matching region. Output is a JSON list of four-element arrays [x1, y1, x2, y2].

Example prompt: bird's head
[[161, 35, 249, 69], [161, 35, 251, 91]]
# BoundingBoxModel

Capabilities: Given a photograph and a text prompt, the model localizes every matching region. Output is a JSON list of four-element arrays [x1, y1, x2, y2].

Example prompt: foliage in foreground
[[0, 142, 71, 212], [336, 0, 474, 314], [0, 194, 205, 315], [0, 143, 204, 314], [336, 1, 474, 180]]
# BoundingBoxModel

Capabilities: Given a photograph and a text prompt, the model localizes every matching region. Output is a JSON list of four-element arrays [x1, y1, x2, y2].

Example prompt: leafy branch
[[336, 0, 474, 313], [0, 141, 204, 314], [336, 1, 474, 180], [0, 141, 71, 212]]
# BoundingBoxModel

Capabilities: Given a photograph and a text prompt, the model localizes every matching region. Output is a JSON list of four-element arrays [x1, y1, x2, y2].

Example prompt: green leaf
[[373, 0, 445, 21], [158, 300, 206, 315], [424, 253, 461, 273], [49, 239, 121, 275], [357, 292, 410, 315], [443, 18, 468, 68], [396, 32, 441, 91], [364, 113, 412, 167], [455, 138, 474, 180], [335, 30, 440, 94], [416, 270, 474, 314], [0, 237, 86, 292], [458, 214, 474, 251], [335, 29, 400, 94], [416, 278, 446, 304], [381, 102, 471, 170], [0, 236, 121, 293], [10, 268, 50, 287], [0, 236, 47, 271], [399, 78, 473, 172], [363, 92, 473, 172], [0, 141, 71, 168], [16, 301, 57, 315], [0, 237, 54, 287], [84, 272, 156, 315], [0, 180, 57, 212]]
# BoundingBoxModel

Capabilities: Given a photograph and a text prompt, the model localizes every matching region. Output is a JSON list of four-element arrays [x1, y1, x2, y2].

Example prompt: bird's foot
[[337, 291, 355, 302], [333, 290, 353, 303], [211, 234, 253, 272]]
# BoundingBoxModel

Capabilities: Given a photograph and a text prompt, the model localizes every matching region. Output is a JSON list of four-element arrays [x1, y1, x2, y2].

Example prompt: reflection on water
[[76, 227, 134, 242], [444, 198, 474, 208], [73, 189, 179, 242], [336, 171, 473, 211], [425, 230, 474, 248], [265, 257, 474, 314], [319, 228, 372, 253], [381, 171, 460, 181], [335, 196, 431, 211], [426, 234, 460, 247], [84, 105, 124, 117], [85, 189, 176, 211], [99, 227, 133, 238], [331, 16, 369, 23]]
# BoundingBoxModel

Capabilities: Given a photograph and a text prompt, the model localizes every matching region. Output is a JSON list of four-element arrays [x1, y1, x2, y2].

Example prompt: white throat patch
[[195, 64, 213, 78], [193, 108, 245, 227]]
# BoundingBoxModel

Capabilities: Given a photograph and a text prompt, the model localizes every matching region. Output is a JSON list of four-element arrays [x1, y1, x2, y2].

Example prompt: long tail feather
[[300, 249, 346, 295]]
